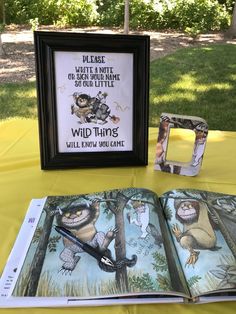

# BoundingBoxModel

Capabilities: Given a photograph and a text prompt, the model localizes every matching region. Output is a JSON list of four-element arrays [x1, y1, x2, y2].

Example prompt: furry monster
[[56, 200, 116, 274], [172, 200, 217, 266]]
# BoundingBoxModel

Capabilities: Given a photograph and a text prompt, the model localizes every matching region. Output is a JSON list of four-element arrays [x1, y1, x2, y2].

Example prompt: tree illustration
[[108, 191, 129, 291], [102, 188, 153, 292], [24, 207, 54, 296], [23, 196, 72, 296], [23, 189, 162, 295]]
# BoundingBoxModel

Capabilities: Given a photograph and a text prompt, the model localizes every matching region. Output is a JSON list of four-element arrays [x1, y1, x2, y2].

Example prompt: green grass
[[0, 81, 37, 120], [150, 44, 236, 130], [1, 44, 236, 130]]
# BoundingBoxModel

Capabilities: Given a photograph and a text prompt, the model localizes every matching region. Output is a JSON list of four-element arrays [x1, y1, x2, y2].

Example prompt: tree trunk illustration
[[104, 189, 144, 292], [24, 211, 54, 296], [114, 196, 129, 291]]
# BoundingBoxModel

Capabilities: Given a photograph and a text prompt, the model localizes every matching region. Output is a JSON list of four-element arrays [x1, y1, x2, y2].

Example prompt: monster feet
[[185, 250, 200, 267], [105, 227, 119, 241], [100, 227, 118, 251], [59, 255, 80, 275], [59, 247, 81, 275]]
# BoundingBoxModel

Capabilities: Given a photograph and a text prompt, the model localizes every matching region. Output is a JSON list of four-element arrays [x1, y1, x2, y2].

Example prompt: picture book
[[0, 187, 236, 308]]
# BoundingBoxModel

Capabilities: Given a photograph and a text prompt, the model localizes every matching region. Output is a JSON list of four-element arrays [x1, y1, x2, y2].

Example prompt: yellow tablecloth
[[0, 118, 236, 314]]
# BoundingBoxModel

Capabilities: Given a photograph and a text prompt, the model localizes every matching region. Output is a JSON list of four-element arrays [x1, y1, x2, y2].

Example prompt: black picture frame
[[34, 31, 149, 169]]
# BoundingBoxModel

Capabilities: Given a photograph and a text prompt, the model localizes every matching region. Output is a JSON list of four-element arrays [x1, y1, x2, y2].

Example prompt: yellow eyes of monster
[[181, 204, 193, 209], [64, 211, 82, 217]]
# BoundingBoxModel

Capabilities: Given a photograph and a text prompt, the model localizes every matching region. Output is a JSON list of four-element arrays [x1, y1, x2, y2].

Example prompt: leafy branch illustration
[[152, 252, 172, 290], [163, 203, 172, 221], [32, 227, 61, 252], [152, 252, 168, 272], [187, 275, 201, 288], [32, 227, 43, 243], [129, 273, 155, 292], [48, 236, 61, 252], [209, 264, 236, 288], [156, 274, 171, 291]]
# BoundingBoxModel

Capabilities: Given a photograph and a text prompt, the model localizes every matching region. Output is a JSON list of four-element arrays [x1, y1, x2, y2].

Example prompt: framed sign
[[34, 31, 149, 169]]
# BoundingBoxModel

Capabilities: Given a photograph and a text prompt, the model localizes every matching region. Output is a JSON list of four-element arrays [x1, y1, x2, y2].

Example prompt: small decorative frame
[[154, 113, 208, 176], [34, 31, 149, 169]]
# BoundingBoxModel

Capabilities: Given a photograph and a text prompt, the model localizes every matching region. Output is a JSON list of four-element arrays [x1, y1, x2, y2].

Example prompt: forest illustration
[[13, 188, 179, 298], [161, 189, 236, 297]]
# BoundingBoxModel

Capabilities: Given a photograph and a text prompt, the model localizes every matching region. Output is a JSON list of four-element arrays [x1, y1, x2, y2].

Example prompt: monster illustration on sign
[[71, 91, 120, 125]]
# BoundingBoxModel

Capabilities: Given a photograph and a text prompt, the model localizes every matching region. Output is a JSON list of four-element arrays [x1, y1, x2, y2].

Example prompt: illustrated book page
[[0, 188, 189, 307], [160, 189, 236, 301]]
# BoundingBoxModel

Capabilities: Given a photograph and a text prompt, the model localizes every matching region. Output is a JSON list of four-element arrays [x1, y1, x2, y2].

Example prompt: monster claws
[[106, 227, 119, 239], [58, 267, 72, 276], [172, 223, 182, 241], [111, 227, 119, 234], [185, 250, 200, 267]]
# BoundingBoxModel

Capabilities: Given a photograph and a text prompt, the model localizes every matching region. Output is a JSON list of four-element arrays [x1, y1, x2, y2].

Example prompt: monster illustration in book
[[127, 200, 163, 247], [55, 198, 136, 274], [12, 188, 183, 298], [172, 199, 217, 266], [160, 189, 236, 296], [127, 200, 150, 238], [3, 188, 236, 302], [55, 200, 117, 274]]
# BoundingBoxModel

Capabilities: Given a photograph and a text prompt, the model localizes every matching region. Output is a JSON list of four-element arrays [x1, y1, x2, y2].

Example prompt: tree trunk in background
[[226, 1, 236, 38], [2, 0, 5, 24], [0, 34, 3, 56], [0, 0, 5, 56], [124, 0, 129, 34]]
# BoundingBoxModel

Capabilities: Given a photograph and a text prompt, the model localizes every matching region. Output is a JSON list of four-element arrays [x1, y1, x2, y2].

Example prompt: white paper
[[54, 51, 134, 153]]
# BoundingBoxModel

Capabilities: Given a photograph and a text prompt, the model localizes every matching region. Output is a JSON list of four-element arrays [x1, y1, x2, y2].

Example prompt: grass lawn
[[150, 44, 236, 130], [1, 44, 236, 130], [0, 81, 37, 119]]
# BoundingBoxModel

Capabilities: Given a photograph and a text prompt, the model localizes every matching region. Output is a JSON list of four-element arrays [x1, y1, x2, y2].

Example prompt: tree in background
[[0, 0, 5, 57], [124, 0, 129, 34], [228, 1, 236, 36], [0, 0, 5, 24], [0, 25, 4, 56], [1, 0, 233, 33]]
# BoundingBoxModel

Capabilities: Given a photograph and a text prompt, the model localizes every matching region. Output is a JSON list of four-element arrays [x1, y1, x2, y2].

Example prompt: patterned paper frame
[[154, 113, 208, 176]]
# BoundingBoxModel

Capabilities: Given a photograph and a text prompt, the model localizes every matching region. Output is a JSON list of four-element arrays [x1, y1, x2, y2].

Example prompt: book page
[[9, 188, 189, 300], [0, 199, 46, 299], [160, 189, 236, 298]]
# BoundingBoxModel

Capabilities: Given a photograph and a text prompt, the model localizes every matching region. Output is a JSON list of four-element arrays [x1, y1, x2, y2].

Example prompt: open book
[[0, 188, 236, 307]]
